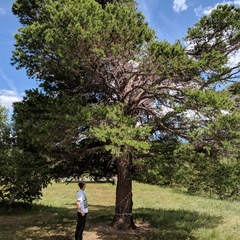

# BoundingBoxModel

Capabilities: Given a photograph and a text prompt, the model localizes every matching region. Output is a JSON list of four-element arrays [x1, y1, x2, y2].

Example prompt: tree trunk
[[111, 153, 136, 230]]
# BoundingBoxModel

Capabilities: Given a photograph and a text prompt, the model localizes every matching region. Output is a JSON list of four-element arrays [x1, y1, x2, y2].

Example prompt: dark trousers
[[75, 212, 87, 240]]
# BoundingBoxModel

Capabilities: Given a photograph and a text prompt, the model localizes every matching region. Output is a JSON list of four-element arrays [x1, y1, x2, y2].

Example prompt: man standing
[[75, 181, 88, 240]]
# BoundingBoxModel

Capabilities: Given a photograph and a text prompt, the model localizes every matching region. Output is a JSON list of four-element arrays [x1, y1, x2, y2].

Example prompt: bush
[[0, 148, 50, 205]]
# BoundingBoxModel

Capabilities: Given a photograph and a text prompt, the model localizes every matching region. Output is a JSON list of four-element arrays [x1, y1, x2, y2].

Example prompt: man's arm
[[76, 200, 85, 216]]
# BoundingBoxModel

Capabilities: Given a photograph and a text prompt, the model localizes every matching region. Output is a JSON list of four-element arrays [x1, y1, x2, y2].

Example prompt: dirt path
[[83, 222, 152, 240]]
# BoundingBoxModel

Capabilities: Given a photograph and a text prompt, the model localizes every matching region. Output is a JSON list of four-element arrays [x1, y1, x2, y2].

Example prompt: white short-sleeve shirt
[[76, 190, 88, 213]]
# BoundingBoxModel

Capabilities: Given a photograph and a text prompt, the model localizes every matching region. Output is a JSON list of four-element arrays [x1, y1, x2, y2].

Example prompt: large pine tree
[[12, 1, 240, 229]]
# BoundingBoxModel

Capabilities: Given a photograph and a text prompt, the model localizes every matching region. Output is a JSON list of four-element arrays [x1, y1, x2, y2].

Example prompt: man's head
[[78, 181, 86, 190]]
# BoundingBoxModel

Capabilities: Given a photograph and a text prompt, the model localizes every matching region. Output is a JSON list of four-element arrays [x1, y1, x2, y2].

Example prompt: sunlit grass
[[0, 181, 240, 239], [132, 182, 240, 239]]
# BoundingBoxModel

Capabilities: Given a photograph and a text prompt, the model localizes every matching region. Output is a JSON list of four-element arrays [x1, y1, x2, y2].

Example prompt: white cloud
[[195, 1, 240, 17], [233, 0, 240, 5], [228, 49, 240, 68], [194, 5, 214, 17], [173, 0, 188, 13], [0, 89, 21, 109], [0, 69, 21, 110]]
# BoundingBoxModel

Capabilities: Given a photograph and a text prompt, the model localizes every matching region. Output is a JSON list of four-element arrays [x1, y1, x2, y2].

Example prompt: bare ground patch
[[84, 221, 153, 240]]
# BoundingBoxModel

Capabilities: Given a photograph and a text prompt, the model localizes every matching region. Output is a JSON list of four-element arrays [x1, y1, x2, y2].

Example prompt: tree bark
[[111, 153, 137, 230]]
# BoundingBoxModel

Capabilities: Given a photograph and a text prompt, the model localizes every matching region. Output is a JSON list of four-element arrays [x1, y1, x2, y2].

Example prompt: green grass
[[0, 181, 240, 239]]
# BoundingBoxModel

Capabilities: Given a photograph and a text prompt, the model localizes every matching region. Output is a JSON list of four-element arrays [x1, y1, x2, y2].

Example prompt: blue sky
[[1, 0, 240, 115]]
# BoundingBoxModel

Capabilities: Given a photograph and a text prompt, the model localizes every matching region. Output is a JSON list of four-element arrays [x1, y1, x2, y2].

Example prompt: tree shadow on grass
[[0, 204, 222, 240], [86, 205, 223, 240], [0, 203, 76, 240], [132, 207, 222, 240]]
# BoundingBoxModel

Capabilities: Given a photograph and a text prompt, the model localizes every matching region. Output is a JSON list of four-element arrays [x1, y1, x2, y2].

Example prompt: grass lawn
[[0, 181, 240, 239]]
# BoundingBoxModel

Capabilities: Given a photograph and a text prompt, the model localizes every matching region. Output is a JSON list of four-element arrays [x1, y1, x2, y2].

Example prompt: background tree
[[0, 103, 10, 148], [11, 0, 240, 229], [0, 103, 12, 202], [0, 102, 50, 205]]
